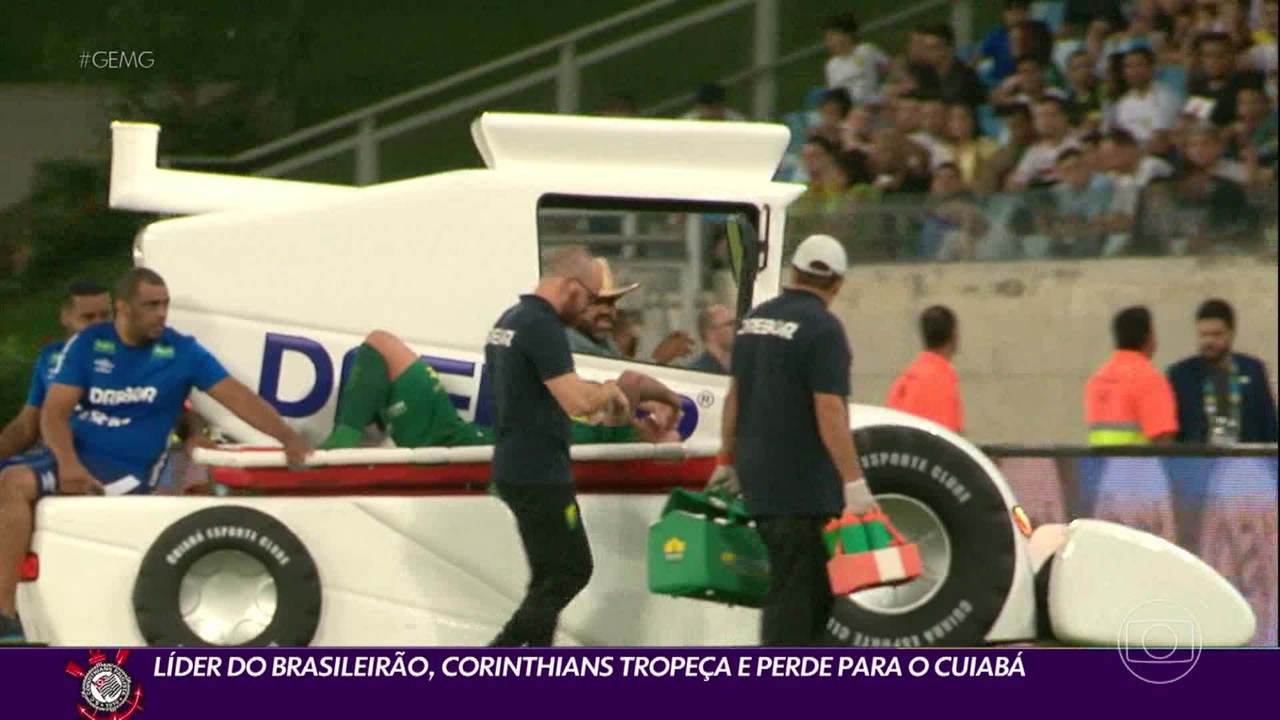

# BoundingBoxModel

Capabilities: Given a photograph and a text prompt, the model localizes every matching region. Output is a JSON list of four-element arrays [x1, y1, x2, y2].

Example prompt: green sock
[[320, 344, 391, 449]]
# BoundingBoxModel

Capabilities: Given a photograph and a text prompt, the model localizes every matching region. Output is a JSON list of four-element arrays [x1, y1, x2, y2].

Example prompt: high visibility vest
[[1084, 350, 1178, 446]]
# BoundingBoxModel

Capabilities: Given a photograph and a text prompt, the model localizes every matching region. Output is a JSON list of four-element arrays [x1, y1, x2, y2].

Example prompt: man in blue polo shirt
[[709, 234, 908, 646], [1167, 299, 1278, 444], [0, 279, 111, 466], [485, 246, 631, 647], [0, 267, 312, 641]]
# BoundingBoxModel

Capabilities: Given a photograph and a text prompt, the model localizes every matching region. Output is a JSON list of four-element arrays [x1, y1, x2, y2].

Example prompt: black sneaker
[[0, 614, 25, 644]]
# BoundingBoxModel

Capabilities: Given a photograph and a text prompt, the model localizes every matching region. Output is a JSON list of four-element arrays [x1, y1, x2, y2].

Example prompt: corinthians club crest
[[65, 649, 145, 720]]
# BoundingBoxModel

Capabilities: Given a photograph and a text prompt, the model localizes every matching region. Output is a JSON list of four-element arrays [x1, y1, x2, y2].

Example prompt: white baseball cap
[[790, 234, 848, 278]]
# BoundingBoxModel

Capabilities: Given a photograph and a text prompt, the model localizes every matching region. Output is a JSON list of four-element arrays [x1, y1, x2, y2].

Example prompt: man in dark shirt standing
[[708, 234, 905, 646], [1167, 299, 1278, 445], [485, 245, 631, 647]]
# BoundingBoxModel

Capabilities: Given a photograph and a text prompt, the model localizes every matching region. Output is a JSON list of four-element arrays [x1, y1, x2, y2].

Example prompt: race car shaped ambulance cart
[[16, 113, 1256, 649]]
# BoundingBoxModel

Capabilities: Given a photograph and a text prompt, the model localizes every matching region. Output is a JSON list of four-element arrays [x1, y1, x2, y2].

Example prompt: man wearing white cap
[[707, 234, 904, 646]]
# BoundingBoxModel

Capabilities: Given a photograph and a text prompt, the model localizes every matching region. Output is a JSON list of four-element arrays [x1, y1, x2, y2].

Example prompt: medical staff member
[[1167, 299, 1278, 445], [484, 246, 630, 647], [1083, 305, 1178, 445], [886, 305, 964, 433], [0, 267, 312, 643], [0, 279, 111, 465], [708, 234, 905, 647]]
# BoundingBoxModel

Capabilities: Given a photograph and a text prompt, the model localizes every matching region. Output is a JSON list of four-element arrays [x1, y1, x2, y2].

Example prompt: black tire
[[132, 505, 322, 647], [1033, 553, 1056, 641], [824, 425, 1018, 647]]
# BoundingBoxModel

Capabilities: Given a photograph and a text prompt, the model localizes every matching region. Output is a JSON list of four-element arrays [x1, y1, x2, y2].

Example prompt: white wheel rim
[[847, 493, 953, 616], [179, 549, 278, 645]]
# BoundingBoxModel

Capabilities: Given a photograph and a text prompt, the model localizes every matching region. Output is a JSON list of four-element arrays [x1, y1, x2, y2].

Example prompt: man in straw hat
[[568, 258, 696, 366]]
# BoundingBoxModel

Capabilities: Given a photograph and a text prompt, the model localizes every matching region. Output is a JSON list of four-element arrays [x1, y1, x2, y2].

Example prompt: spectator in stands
[[947, 102, 1001, 191], [913, 92, 957, 168], [794, 134, 836, 186], [796, 136, 846, 200], [975, 0, 1033, 84], [1041, 147, 1114, 256], [1099, 6, 1162, 65], [1099, 128, 1175, 254], [1064, 49, 1107, 131], [884, 29, 931, 100], [1227, 85, 1278, 173], [1064, 0, 1131, 38], [891, 92, 923, 136], [1011, 19, 1059, 71], [990, 103, 1038, 187], [790, 139, 886, 260], [1219, 0, 1259, 48], [913, 24, 988, 108], [1167, 298, 1278, 443], [887, 305, 964, 434], [991, 55, 1069, 108], [1151, 0, 1194, 61], [1191, 0, 1228, 36], [1079, 130, 1106, 173], [1134, 124, 1260, 253], [921, 163, 990, 260], [1242, 0, 1277, 80], [688, 304, 734, 375], [681, 83, 746, 121], [812, 88, 854, 145], [1185, 32, 1268, 126], [870, 127, 933, 193], [822, 13, 892, 108], [1008, 96, 1081, 189], [838, 104, 877, 155], [1109, 47, 1182, 154]]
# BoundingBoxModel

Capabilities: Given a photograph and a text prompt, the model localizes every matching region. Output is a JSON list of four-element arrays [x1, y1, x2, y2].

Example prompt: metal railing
[[162, 0, 970, 185]]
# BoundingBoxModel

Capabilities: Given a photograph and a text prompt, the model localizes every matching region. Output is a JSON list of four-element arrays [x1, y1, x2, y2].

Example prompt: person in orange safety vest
[[887, 305, 965, 434], [1083, 305, 1178, 445]]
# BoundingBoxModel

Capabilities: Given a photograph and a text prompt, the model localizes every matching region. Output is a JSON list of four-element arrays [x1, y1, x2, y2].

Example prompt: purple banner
[[2, 646, 1273, 718]]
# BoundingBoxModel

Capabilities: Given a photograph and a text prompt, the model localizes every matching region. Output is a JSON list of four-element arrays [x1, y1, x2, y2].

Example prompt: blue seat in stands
[[804, 86, 828, 110], [978, 104, 1005, 140], [1156, 64, 1189, 97], [782, 111, 811, 150], [1032, 1, 1066, 33]]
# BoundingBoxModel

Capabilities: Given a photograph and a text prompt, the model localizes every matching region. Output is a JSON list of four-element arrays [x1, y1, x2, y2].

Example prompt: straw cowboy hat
[[595, 257, 641, 300]]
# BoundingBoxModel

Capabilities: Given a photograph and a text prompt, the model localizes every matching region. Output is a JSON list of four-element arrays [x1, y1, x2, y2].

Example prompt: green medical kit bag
[[646, 488, 770, 607]]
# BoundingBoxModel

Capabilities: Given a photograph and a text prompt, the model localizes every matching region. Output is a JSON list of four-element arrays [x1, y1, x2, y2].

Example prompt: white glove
[[706, 463, 741, 497], [843, 477, 877, 516]]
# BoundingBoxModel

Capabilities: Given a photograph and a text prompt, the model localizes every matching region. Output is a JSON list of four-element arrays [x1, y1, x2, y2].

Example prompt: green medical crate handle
[[660, 488, 754, 526]]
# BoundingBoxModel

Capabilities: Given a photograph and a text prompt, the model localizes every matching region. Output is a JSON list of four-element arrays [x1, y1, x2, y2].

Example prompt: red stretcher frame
[[207, 456, 719, 496]]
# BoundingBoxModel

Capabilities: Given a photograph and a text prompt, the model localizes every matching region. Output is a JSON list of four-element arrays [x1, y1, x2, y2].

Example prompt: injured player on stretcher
[[318, 329, 684, 450]]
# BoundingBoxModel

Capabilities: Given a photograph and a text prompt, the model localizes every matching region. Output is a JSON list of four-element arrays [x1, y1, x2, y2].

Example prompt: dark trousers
[[489, 483, 593, 647], [756, 516, 834, 647]]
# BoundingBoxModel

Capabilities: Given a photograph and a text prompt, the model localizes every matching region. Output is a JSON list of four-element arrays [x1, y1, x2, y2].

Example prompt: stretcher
[[192, 443, 721, 495]]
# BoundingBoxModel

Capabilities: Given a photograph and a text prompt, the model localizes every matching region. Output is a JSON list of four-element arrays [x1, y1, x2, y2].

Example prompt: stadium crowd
[[768, 0, 1277, 262]]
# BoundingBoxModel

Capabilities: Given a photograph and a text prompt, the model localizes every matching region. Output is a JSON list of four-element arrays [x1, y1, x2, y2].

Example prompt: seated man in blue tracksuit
[[0, 267, 313, 642], [1166, 299, 1278, 445], [0, 279, 111, 466]]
